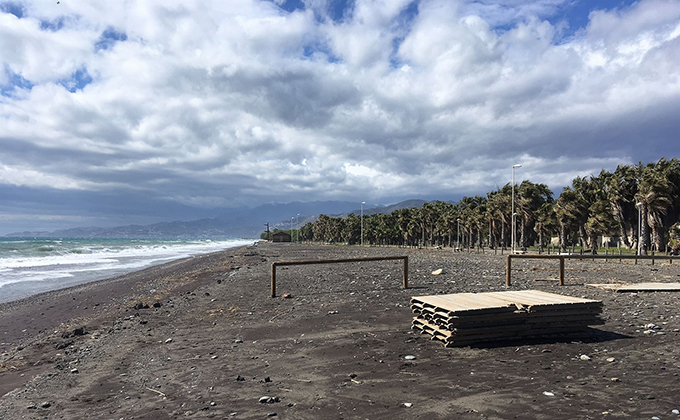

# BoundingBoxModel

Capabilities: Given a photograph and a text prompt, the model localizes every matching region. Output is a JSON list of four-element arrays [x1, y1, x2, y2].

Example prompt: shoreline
[[0, 238, 257, 305], [1, 242, 679, 419], [0, 244, 254, 344]]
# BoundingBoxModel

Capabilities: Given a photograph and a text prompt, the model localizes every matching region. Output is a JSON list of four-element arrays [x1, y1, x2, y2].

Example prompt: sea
[[0, 237, 255, 304]]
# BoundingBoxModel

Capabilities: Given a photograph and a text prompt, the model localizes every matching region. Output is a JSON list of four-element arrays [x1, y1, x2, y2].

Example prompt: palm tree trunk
[[641, 204, 650, 255]]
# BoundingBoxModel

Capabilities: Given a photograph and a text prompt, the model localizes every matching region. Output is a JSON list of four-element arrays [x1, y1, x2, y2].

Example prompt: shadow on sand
[[466, 327, 632, 349]]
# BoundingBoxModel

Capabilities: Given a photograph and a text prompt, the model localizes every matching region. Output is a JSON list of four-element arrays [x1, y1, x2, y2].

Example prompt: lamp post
[[291, 217, 294, 243], [636, 202, 642, 255], [297, 213, 300, 243], [511, 164, 522, 254], [361, 201, 366, 246]]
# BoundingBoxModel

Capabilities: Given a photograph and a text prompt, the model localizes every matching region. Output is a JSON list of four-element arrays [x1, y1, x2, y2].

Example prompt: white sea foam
[[0, 238, 254, 303]]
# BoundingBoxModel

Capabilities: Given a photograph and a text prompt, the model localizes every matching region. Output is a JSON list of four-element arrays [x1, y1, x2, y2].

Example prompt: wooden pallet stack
[[411, 290, 603, 347]]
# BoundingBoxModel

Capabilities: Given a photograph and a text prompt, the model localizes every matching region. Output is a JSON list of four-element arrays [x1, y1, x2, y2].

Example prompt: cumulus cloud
[[0, 0, 679, 232]]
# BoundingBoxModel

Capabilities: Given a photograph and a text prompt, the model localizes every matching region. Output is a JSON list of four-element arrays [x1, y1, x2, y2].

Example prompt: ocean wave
[[0, 239, 254, 303]]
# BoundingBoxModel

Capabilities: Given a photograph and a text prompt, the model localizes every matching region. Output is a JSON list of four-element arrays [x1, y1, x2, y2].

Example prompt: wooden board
[[412, 290, 601, 313], [410, 290, 603, 347], [616, 282, 680, 292]]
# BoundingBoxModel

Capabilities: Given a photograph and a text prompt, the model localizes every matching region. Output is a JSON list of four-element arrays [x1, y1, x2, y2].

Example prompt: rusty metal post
[[652, 251, 655, 266], [559, 257, 565, 286], [270, 256, 409, 297], [271, 263, 277, 298], [403, 256, 409, 289], [506, 256, 512, 286]]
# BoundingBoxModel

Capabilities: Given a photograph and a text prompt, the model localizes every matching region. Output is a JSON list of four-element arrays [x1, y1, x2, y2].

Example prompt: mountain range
[[5, 200, 428, 239]]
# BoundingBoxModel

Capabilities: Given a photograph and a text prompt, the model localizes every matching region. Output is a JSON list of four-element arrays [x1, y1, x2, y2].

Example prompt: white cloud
[[0, 0, 679, 231]]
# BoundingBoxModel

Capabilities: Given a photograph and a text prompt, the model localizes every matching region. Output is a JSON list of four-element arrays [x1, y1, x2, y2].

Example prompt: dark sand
[[1, 242, 679, 419]]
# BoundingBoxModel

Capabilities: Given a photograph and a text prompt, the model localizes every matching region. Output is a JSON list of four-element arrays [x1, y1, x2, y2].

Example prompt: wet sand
[[1, 242, 679, 419]]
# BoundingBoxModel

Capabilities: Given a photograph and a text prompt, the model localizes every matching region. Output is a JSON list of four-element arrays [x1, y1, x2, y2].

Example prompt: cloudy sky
[[1, 0, 679, 234]]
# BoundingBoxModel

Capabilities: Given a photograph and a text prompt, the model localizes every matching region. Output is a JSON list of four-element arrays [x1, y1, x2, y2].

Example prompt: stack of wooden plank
[[411, 290, 603, 347]]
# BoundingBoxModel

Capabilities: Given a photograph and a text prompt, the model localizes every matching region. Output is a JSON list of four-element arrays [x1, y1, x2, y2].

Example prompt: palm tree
[[606, 164, 638, 248], [534, 202, 557, 251], [487, 186, 511, 249], [342, 213, 360, 244], [554, 188, 586, 253], [636, 159, 674, 253], [516, 181, 553, 249], [572, 172, 618, 253]]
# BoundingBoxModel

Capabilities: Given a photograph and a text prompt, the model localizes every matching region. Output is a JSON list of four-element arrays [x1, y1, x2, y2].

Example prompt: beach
[[1, 242, 679, 419]]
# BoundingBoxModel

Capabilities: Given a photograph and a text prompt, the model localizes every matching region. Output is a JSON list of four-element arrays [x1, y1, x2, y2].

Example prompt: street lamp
[[636, 202, 642, 255], [361, 201, 366, 246], [511, 164, 522, 254]]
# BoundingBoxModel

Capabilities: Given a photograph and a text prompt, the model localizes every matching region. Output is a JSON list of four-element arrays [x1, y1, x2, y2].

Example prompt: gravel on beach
[[1, 241, 679, 419]]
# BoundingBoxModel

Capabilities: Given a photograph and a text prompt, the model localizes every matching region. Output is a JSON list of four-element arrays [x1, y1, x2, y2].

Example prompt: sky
[[1, 0, 680, 234]]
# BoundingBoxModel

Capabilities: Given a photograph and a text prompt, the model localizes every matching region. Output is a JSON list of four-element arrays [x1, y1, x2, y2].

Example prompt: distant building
[[272, 232, 291, 243], [598, 236, 621, 248]]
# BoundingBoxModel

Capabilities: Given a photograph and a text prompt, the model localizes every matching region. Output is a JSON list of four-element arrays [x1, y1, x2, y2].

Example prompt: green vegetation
[[272, 158, 680, 254]]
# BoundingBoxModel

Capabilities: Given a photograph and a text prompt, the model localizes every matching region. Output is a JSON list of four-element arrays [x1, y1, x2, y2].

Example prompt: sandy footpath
[[0, 242, 679, 419]]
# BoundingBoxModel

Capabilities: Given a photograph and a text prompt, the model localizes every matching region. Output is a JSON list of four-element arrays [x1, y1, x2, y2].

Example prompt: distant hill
[[6, 200, 430, 239], [5, 200, 432, 239], [348, 199, 428, 216]]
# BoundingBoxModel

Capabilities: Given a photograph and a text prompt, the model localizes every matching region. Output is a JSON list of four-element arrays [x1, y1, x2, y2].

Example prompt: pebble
[[259, 396, 280, 404], [70, 368, 79, 374], [404, 402, 413, 407], [164, 338, 173, 344], [404, 355, 416, 360], [606, 357, 615, 362], [40, 401, 51, 408], [580, 355, 591, 361], [267, 413, 277, 417], [673, 409, 680, 415], [543, 391, 555, 396]]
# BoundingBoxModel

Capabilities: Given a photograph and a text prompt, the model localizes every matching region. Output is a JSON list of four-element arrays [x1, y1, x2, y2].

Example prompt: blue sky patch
[[94, 27, 128, 51], [546, 0, 639, 40], [389, 1, 419, 68], [40, 16, 67, 32], [0, 1, 25, 18], [273, 0, 305, 13], [326, 0, 354, 23], [302, 41, 341, 63], [1, 67, 34, 98], [269, 0, 354, 24], [58, 68, 93, 93]]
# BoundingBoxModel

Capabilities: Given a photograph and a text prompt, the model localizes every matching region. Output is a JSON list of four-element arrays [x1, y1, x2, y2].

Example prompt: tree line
[[274, 158, 680, 254]]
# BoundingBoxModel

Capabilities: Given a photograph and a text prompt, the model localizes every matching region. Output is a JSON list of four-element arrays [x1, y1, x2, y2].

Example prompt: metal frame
[[271, 256, 408, 298], [506, 254, 564, 286], [506, 253, 678, 286]]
